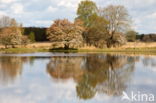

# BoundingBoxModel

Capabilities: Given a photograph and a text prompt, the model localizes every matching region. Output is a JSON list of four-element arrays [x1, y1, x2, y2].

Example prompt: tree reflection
[[47, 56, 85, 81], [142, 57, 156, 67], [47, 54, 137, 100], [0, 57, 28, 86], [94, 56, 136, 96]]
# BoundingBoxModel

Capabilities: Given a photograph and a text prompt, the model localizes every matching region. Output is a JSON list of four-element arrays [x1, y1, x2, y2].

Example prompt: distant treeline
[[23, 27, 48, 42], [136, 34, 156, 42], [24, 27, 156, 42]]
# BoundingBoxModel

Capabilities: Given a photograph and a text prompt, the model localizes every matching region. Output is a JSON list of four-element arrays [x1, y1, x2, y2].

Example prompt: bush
[[21, 36, 30, 46], [28, 32, 35, 42], [126, 30, 137, 42]]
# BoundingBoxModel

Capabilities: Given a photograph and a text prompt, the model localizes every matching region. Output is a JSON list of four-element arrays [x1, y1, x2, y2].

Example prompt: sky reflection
[[0, 53, 155, 103]]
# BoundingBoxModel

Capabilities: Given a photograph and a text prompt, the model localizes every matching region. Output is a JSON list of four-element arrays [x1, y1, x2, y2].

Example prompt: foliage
[[111, 32, 127, 47], [21, 35, 30, 46], [142, 34, 156, 42], [126, 30, 137, 42], [86, 16, 108, 48], [76, 1, 130, 48], [0, 27, 22, 48], [99, 5, 130, 47], [100, 5, 130, 34], [47, 19, 84, 49], [46, 55, 136, 99], [0, 16, 29, 48], [24, 27, 48, 42], [76, 0, 98, 27], [28, 32, 35, 42]]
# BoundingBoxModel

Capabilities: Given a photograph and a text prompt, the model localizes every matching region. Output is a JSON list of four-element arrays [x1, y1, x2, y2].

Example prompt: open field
[[0, 42, 52, 49], [121, 42, 156, 48]]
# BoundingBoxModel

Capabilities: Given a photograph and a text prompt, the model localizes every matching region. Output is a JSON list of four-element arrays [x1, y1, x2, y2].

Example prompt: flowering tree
[[47, 19, 84, 49], [0, 16, 29, 48]]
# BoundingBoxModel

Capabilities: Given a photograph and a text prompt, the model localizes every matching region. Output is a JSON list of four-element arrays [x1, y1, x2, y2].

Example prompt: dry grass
[[121, 42, 156, 48], [0, 42, 156, 54], [79, 42, 156, 49], [0, 42, 155, 49], [80, 45, 97, 50], [0, 42, 52, 49], [26, 42, 52, 49]]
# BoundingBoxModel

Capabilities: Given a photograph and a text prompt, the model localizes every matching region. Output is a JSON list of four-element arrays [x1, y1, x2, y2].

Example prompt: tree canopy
[[76, 1, 130, 48], [0, 16, 29, 48], [100, 5, 130, 35], [98, 5, 130, 47], [86, 16, 108, 48], [76, 0, 98, 27], [47, 19, 84, 49], [126, 30, 137, 42]]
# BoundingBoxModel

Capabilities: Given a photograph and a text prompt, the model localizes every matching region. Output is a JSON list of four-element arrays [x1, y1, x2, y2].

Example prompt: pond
[[0, 52, 156, 103]]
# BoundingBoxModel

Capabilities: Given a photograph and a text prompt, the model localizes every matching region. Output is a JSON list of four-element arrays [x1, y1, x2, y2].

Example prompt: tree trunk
[[64, 44, 69, 50], [107, 32, 115, 48], [5, 45, 7, 49], [12, 44, 15, 48]]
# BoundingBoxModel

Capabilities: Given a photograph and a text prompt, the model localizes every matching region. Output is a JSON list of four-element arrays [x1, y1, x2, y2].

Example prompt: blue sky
[[0, 0, 156, 34]]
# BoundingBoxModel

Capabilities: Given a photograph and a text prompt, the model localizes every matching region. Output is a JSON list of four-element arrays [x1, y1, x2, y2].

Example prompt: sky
[[0, 0, 156, 34]]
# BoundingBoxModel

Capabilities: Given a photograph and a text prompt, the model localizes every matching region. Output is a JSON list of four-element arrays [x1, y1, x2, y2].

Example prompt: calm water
[[0, 53, 156, 103]]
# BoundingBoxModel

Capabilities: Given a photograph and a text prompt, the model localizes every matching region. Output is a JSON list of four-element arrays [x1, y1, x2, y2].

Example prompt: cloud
[[146, 12, 156, 19], [11, 3, 24, 14], [0, 77, 77, 103], [58, 0, 79, 9], [0, 11, 7, 17], [58, 0, 82, 8], [0, 0, 156, 33], [47, 6, 57, 13], [34, 20, 53, 27], [0, 0, 16, 4]]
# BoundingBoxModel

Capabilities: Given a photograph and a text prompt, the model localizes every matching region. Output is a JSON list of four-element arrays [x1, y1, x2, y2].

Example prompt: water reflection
[[142, 57, 156, 67], [0, 53, 155, 103], [0, 57, 29, 86], [47, 57, 84, 81], [47, 54, 138, 100]]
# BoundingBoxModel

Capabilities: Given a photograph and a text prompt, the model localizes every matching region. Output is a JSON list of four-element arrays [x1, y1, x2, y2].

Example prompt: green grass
[[80, 47, 156, 52], [50, 47, 156, 55], [0, 48, 49, 53], [0, 47, 156, 55]]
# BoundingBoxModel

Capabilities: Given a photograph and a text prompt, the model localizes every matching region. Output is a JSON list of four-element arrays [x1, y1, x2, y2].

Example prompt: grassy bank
[[0, 47, 156, 55], [0, 48, 49, 53], [0, 42, 156, 54], [51, 47, 156, 55]]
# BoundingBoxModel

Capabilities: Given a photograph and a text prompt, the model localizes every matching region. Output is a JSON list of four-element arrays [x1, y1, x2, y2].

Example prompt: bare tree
[[0, 15, 18, 28], [99, 5, 130, 47]]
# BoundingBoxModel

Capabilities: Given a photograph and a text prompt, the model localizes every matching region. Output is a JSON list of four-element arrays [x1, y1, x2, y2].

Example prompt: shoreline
[[0, 47, 156, 55], [0, 42, 156, 54]]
